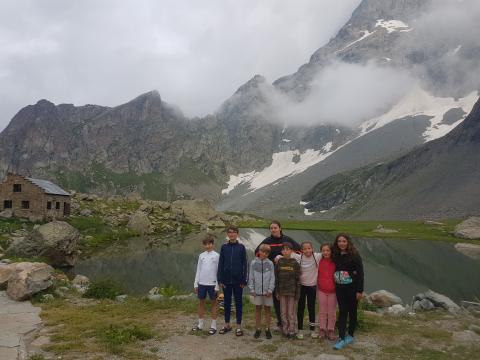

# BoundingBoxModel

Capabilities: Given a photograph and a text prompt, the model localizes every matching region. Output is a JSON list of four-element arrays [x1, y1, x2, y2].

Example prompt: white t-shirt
[[292, 252, 322, 287], [194, 250, 220, 289]]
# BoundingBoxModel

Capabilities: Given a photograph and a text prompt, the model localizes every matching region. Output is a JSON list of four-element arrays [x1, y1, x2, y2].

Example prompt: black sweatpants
[[336, 285, 358, 339], [273, 288, 282, 327], [297, 285, 316, 330]]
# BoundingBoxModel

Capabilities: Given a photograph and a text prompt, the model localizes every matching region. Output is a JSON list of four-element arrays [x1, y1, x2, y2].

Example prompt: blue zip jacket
[[217, 241, 248, 285]]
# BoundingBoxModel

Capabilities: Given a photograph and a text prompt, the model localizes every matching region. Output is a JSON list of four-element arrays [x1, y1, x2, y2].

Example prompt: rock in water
[[454, 217, 480, 239], [6, 262, 54, 301], [368, 290, 402, 308], [7, 221, 80, 267], [127, 211, 153, 234], [454, 243, 480, 259]]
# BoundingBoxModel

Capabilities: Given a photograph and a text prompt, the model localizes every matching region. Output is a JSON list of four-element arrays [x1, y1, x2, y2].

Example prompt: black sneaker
[[265, 329, 272, 339], [254, 329, 261, 339]]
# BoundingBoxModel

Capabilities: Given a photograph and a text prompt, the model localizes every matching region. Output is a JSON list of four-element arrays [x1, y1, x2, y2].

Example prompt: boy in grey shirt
[[248, 244, 275, 339]]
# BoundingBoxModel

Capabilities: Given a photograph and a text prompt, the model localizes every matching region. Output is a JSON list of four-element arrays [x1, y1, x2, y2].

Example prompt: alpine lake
[[74, 228, 480, 302]]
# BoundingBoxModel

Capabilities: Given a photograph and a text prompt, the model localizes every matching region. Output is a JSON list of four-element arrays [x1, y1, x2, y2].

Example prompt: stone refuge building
[[0, 173, 71, 221]]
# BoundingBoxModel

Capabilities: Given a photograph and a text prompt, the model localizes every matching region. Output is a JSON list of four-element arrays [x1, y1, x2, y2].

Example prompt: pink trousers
[[279, 295, 297, 334], [317, 290, 337, 331]]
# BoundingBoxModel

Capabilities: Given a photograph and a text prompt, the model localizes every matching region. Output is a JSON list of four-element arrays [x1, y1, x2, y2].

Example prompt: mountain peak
[[234, 74, 267, 95]]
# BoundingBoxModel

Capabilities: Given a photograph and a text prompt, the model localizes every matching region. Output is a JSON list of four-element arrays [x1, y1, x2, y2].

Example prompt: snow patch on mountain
[[336, 30, 375, 54], [375, 19, 411, 33], [360, 86, 478, 141], [222, 147, 337, 195]]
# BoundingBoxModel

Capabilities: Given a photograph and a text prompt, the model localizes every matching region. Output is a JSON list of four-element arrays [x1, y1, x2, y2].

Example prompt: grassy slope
[[237, 219, 477, 243]]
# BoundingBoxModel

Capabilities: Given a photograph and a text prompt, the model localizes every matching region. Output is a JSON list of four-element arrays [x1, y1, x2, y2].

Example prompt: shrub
[[83, 279, 124, 300]]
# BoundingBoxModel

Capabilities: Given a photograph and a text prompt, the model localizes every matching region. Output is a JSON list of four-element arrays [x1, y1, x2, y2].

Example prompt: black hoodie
[[254, 234, 301, 261]]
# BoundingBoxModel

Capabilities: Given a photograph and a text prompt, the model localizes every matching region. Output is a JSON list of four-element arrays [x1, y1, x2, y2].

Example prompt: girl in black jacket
[[332, 233, 364, 350]]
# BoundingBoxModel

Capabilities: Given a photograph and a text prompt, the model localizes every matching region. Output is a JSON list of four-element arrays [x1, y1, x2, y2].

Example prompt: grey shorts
[[251, 295, 273, 306]]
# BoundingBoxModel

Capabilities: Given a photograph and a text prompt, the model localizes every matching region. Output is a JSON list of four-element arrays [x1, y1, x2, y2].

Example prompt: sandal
[[191, 325, 202, 332], [208, 328, 217, 335], [219, 326, 232, 334], [235, 328, 244, 337]]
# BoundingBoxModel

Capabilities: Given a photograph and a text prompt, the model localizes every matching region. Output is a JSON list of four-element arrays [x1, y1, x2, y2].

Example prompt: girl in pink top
[[317, 243, 336, 340]]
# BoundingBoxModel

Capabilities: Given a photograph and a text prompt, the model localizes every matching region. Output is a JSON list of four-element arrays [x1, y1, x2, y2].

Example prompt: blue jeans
[[223, 284, 243, 325]]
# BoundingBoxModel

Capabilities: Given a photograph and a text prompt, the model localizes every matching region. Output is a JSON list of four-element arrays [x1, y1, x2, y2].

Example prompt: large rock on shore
[[6, 262, 54, 301], [454, 243, 480, 259], [454, 217, 480, 239], [368, 290, 402, 308], [171, 199, 226, 226], [414, 290, 460, 312], [127, 211, 153, 234], [7, 221, 80, 267]]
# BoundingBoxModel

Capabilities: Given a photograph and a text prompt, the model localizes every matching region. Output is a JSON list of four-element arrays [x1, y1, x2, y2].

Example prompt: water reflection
[[75, 229, 480, 301]]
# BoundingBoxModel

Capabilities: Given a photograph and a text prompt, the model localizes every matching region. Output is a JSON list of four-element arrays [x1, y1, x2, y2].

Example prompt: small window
[[13, 184, 21, 192], [47, 201, 52, 210], [3, 200, 12, 209], [56, 202, 60, 210], [21, 201, 29, 209]]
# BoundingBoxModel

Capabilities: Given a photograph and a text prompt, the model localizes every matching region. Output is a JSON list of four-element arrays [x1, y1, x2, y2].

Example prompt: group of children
[[192, 222, 364, 350]]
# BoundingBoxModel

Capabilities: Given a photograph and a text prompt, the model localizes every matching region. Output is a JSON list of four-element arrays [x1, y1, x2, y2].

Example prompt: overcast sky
[[0, 0, 361, 130]]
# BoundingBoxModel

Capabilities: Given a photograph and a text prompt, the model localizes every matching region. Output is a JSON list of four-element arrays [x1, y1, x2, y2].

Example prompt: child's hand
[[250, 292, 255, 297], [219, 283, 224, 289], [276, 294, 279, 300], [266, 292, 272, 297], [194, 287, 198, 294], [356, 292, 363, 301]]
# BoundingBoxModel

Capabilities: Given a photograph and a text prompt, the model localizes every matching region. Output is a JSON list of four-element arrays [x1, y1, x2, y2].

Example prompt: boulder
[[413, 298, 435, 311], [127, 211, 153, 234], [72, 274, 90, 294], [6, 262, 54, 301], [454, 217, 480, 239], [387, 304, 406, 315], [454, 243, 480, 260], [7, 221, 80, 267], [171, 199, 225, 225], [0, 263, 15, 289], [152, 201, 171, 210], [368, 290, 402, 308], [80, 208, 92, 217], [372, 225, 398, 234], [423, 290, 460, 312]]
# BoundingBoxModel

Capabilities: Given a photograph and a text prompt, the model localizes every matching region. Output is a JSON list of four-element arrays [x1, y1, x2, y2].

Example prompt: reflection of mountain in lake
[[74, 230, 480, 301]]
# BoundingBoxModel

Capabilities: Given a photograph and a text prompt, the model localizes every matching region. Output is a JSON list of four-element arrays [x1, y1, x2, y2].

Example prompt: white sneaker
[[296, 331, 304, 340], [311, 331, 319, 339]]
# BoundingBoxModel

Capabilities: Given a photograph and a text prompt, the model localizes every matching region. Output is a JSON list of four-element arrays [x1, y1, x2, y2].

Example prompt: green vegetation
[[83, 279, 125, 300], [66, 216, 139, 252], [98, 324, 154, 353], [238, 219, 467, 242]]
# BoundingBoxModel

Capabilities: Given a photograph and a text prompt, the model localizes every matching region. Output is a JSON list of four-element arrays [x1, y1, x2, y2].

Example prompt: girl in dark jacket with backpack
[[332, 233, 364, 350]]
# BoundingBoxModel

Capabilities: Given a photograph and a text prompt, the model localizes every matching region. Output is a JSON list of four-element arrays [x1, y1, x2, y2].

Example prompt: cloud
[[259, 61, 415, 127], [0, 0, 361, 129]]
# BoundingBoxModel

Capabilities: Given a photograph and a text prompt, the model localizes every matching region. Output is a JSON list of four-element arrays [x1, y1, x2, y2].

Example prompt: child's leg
[[347, 287, 358, 337], [223, 285, 233, 327], [209, 288, 218, 329], [306, 286, 316, 331], [326, 292, 337, 332], [233, 284, 243, 327], [317, 290, 327, 331], [287, 296, 297, 334], [297, 286, 307, 331], [279, 295, 288, 334], [255, 305, 262, 329], [336, 287, 348, 340], [198, 299, 206, 320], [265, 305, 271, 329], [273, 289, 282, 327]]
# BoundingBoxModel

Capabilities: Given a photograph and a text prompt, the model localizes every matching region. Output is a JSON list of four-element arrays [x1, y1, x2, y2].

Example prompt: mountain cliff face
[[302, 97, 480, 219], [1, 0, 479, 213]]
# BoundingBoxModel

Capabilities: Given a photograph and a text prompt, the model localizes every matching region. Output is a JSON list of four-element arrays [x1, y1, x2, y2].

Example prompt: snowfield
[[375, 19, 411, 33]]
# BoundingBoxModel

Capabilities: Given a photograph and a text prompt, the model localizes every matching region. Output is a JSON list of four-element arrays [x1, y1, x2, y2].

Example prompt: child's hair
[[281, 242, 293, 250], [320, 243, 332, 251], [202, 235, 215, 245], [258, 244, 271, 255], [269, 220, 283, 235], [301, 241, 313, 249], [226, 225, 239, 233], [332, 233, 358, 260]]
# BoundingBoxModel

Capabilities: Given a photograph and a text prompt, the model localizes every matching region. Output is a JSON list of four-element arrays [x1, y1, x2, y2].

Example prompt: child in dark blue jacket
[[217, 225, 248, 336]]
